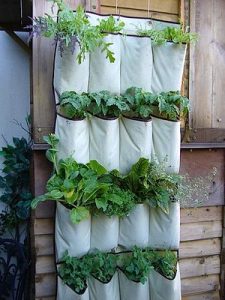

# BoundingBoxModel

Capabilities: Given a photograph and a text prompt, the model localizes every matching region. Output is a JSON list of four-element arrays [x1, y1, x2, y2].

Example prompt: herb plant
[[120, 246, 153, 284], [58, 251, 91, 294], [87, 251, 118, 283], [95, 186, 135, 217], [29, 0, 125, 63], [124, 158, 180, 213], [138, 25, 198, 45], [147, 250, 177, 279]]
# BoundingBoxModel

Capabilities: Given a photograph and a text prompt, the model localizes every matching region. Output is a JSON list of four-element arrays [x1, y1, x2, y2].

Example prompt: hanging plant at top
[[28, 0, 125, 63], [137, 24, 198, 45]]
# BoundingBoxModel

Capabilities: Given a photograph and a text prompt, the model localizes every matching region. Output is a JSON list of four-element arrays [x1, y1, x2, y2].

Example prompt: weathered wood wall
[[32, 0, 225, 299]]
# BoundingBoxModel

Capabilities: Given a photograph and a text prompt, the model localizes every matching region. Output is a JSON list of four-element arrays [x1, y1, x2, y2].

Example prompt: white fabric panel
[[119, 204, 149, 249], [55, 202, 91, 261], [120, 35, 153, 93], [54, 44, 89, 103], [151, 20, 179, 30], [149, 202, 180, 250], [149, 264, 181, 300], [120, 16, 153, 35], [88, 273, 120, 300], [91, 214, 119, 251], [120, 117, 152, 175], [88, 34, 120, 94], [55, 114, 89, 164], [57, 277, 89, 300], [119, 271, 149, 300], [151, 116, 180, 173], [151, 43, 187, 93], [90, 116, 119, 170]]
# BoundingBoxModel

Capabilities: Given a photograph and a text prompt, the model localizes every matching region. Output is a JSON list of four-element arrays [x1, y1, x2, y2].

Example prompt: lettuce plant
[[138, 25, 198, 45]]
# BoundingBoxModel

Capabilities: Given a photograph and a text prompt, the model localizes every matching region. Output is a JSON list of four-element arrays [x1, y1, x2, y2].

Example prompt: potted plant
[[57, 251, 90, 300], [119, 158, 150, 249], [118, 247, 152, 300], [91, 185, 135, 251], [151, 91, 190, 173], [88, 16, 125, 94], [88, 90, 128, 171], [138, 24, 197, 93], [31, 135, 112, 260], [87, 251, 120, 300], [148, 251, 181, 300], [120, 87, 153, 175], [55, 91, 91, 163]]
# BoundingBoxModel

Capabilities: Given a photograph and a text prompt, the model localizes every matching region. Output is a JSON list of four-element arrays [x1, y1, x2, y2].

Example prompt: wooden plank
[[180, 256, 220, 279], [101, 0, 179, 14], [34, 219, 54, 235], [34, 217, 223, 239], [181, 206, 222, 224], [189, 0, 214, 128], [181, 221, 222, 241], [181, 275, 220, 296], [180, 149, 224, 207], [36, 256, 55, 274], [212, 0, 225, 128], [179, 238, 221, 259], [101, 6, 179, 21], [35, 235, 54, 256], [35, 273, 56, 298], [182, 291, 220, 300]]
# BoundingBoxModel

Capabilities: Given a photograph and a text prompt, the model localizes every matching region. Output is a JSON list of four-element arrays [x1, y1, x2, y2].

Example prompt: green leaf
[[95, 198, 108, 211], [31, 195, 48, 209], [70, 206, 90, 224], [87, 160, 107, 175]]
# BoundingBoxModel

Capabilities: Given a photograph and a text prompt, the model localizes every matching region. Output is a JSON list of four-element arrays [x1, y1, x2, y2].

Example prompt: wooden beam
[[2, 29, 31, 55]]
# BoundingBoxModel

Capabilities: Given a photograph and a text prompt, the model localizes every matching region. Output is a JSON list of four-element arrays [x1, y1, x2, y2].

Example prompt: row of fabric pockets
[[55, 115, 181, 174], [53, 34, 187, 102], [55, 202, 180, 261], [57, 266, 181, 300]]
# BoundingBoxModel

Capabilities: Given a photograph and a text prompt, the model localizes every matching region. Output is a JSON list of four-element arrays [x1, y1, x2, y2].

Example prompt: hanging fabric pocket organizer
[[119, 203, 150, 249], [151, 116, 181, 173], [55, 202, 91, 262], [88, 272, 120, 300], [149, 264, 181, 300], [119, 270, 150, 300], [52, 11, 186, 300], [151, 42, 187, 93], [57, 276, 90, 300]]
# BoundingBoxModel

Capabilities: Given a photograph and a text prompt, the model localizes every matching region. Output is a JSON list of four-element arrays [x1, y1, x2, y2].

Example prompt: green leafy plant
[[0, 136, 32, 235], [146, 250, 177, 279], [97, 15, 125, 33], [88, 91, 129, 118], [59, 91, 91, 119], [31, 157, 111, 224], [152, 91, 190, 121], [123, 87, 156, 119], [120, 246, 153, 284], [86, 251, 118, 283], [29, 1, 125, 63], [138, 24, 198, 45], [124, 158, 180, 213], [58, 251, 91, 294], [95, 185, 135, 217]]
